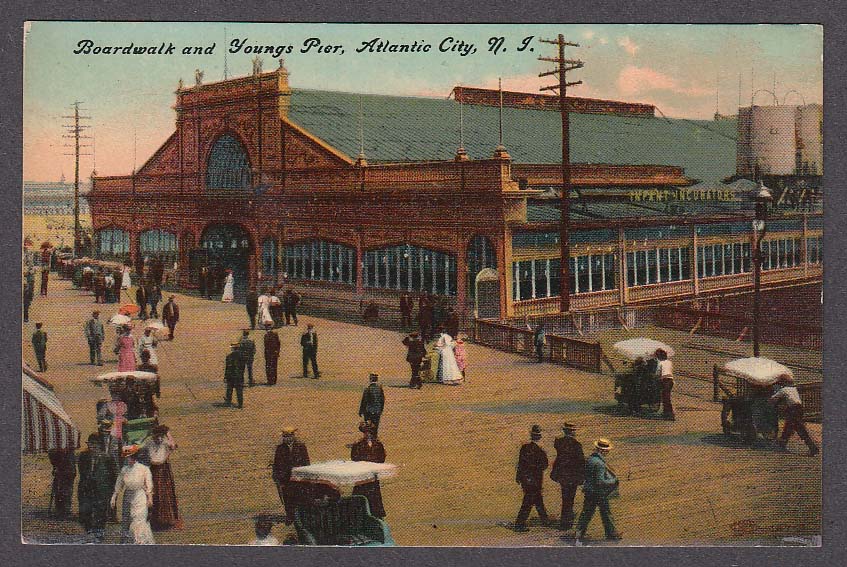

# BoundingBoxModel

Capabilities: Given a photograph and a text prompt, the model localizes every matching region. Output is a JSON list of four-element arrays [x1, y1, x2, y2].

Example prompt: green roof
[[288, 89, 738, 183]]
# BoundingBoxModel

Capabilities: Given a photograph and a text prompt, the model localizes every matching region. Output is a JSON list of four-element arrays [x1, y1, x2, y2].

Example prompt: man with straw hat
[[272, 427, 310, 524], [550, 423, 585, 531], [513, 425, 551, 532], [573, 438, 621, 542]]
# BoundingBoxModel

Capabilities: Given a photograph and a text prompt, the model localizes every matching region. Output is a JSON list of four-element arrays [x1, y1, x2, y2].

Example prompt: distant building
[[24, 175, 91, 215], [88, 63, 821, 317]]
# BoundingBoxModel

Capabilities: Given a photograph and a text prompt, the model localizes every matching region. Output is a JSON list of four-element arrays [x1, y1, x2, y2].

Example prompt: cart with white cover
[[716, 357, 785, 444]]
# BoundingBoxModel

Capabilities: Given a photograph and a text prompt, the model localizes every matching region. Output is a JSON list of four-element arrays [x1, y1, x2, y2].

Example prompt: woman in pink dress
[[116, 326, 137, 372], [106, 385, 128, 442], [454, 337, 468, 380]]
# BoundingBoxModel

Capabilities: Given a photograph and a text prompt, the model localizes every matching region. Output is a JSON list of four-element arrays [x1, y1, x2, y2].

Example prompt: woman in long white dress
[[110, 445, 155, 544], [257, 290, 273, 328], [436, 332, 463, 385], [221, 270, 235, 303], [121, 266, 132, 290], [137, 329, 159, 366]]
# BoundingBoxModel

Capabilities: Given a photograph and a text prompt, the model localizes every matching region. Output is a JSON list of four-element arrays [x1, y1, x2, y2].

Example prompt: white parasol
[[144, 320, 166, 332], [723, 357, 793, 387], [290, 460, 398, 487], [91, 370, 159, 385], [109, 313, 131, 326], [612, 338, 675, 360]]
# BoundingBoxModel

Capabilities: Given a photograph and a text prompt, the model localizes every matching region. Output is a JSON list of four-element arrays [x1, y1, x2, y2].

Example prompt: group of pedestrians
[[513, 424, 621, 543], [221, 322, 320, 408], [247, 286, 301, 330]]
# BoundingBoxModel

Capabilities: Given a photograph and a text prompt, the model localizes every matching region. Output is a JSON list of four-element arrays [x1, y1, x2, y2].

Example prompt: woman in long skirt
[[436, 331, 463, 385], [110, 445, 155, 544], [143, 425, 182, 530], [221, 269, 235, 303], [454, 336, 468, 379], [121, 265, 132, 290], [116, 326, 137, 372]]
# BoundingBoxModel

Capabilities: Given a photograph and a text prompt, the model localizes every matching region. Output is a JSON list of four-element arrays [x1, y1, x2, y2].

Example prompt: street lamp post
[[752, 182, 773, 357]]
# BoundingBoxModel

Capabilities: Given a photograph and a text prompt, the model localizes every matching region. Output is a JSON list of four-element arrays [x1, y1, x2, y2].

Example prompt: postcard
[[21, 22, 822, 546]]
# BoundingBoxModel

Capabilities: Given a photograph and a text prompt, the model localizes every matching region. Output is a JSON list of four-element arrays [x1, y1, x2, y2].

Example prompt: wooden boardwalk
[[21, 279, 821, 545]]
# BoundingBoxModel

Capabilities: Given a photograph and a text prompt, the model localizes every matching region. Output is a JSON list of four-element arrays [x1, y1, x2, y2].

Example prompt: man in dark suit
[[238, 330, 257, 387], [514, 424, 551, 532], [199, 265, 210, 299], [32, 322, 48, 372], [272, 427, 310, 524], [224, 343, 245, 408], [358, 373, 386, 434], [264, 328, 281, 385], [550, 423, 585, 531], [135, 283, 148, 320], [246, 287, 259, 330], [161, 296, 179, 340], [285, 289, 300, 326], [300, 323, 319, 378], [402, 331, 427, 389], [399, 293, 412, 328], [23, 282, 33, 323]]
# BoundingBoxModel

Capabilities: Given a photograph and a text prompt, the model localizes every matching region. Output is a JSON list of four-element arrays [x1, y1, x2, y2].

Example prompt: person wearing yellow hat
[[573, 438, 621, 542], [272, 427, 310, 524]]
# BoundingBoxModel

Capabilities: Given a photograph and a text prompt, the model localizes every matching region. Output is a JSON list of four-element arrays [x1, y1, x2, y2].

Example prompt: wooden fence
[[473, 319, 604, 373], [653, 305, 822, 352]]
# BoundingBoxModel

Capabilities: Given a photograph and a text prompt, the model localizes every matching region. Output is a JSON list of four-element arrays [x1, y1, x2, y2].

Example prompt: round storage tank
[[751, 105, 796, 175], [796, 104, 822, 175]]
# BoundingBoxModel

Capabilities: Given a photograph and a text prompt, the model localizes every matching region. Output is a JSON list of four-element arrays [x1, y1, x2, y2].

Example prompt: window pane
[[577, 256, 590, 293], [549, 258, 561, 297], [604, 254, 617, 290]]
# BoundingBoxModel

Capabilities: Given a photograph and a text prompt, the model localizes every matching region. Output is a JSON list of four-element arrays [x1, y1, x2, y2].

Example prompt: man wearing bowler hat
[[573, 438, 621, 542], [550, 423, 585, 531], [359, 373, 385, 434], [224, 343, 245, 408], [513, 424, 551, 532], [402, 331, 427, 389], [272, 427, 310, 524]]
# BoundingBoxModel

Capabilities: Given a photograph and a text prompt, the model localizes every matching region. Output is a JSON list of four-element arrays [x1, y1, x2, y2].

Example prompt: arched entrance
[[475, 268, 501, 320], [199, 224, 253, 300]]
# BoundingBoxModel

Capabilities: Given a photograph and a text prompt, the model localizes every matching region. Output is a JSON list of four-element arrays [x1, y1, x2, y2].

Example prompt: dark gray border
[[3, 1, 844, 566]]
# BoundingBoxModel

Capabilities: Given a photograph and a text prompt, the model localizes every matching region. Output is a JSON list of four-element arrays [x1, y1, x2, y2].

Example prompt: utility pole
[[62, 101, 92, 258], [538, 34, 584, 313]]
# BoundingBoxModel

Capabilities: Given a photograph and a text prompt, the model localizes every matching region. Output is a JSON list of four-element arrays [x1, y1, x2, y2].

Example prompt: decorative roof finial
[[194, 69, 204, 85], [177, 78, 184, 91], [252, 56, 263, 76]]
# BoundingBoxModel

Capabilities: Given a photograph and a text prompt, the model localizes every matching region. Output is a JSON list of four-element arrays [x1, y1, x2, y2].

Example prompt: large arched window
[[140, 229, 178, 264], [467, 235, 497, 299], [206, 134, 251, 191], [95, 228, 130, 260], [262, 238, 278, 277], [284, 240, 356, 285], [364, 244, 456, 296]]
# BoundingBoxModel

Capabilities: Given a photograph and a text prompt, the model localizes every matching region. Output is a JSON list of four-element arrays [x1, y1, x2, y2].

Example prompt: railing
[[654, 305, 822, 351], [473, 319, 603, 373]]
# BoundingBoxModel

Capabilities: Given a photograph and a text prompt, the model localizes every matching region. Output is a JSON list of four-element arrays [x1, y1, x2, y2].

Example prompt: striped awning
[[22, 364, 80, 453]]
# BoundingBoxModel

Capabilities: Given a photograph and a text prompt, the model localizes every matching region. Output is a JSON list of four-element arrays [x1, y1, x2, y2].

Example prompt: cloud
[[582, 30, 596, 40], [599, 37, 608, 45], [617, 36, 640, 56], [616, 65, 711, 97]]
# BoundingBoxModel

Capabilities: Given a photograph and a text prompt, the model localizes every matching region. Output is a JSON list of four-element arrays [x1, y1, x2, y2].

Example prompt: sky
[[23, 22, 822, 181]]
